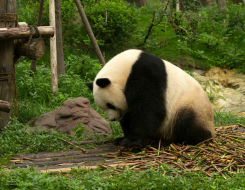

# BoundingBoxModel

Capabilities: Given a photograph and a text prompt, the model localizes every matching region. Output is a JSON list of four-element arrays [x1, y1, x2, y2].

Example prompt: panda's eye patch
[[107, 103, 116, 110]]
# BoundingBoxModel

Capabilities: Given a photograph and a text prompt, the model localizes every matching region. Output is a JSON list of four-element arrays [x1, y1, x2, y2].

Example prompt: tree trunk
[[30, 0, 45, 73], [0, 0, 16, 129], [218, 0, 227, 13], [55, 0, 65, 76]]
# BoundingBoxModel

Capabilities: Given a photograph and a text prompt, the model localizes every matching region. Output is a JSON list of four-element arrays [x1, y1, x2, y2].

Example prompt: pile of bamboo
[[101, 125, 245, 178]]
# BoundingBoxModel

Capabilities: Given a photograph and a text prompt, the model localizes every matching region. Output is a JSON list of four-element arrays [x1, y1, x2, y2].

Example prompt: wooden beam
[[49, 0, 58, 94], [0, 26, 54, 40], [37, 0, 45, 26], [74, 0, 105, 66]]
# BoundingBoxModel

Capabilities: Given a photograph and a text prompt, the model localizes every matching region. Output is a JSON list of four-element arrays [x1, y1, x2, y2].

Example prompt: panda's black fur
[[86, 50, 215, 147], [119, 52, 167, 147]]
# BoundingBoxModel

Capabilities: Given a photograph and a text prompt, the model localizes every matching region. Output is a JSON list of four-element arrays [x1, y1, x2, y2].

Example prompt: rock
[[193, 72, 245, 115], [204, 67, 245, 95], [27, 97, 111, 136], [189, 68, 206, 76]]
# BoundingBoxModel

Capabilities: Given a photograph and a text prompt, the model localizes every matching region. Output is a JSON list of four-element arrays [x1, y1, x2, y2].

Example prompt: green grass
[[214, 108, 245, 127], [1, 166, 245, 189], [1, 0, 245, 188]]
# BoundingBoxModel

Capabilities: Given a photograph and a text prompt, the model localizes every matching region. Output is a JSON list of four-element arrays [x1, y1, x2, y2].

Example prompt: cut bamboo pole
[[49, 0, 58, 94]]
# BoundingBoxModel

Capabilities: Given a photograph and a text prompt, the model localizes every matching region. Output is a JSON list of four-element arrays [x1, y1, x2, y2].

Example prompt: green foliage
[[1, 166, 245, 189], [172, 4, 245, 71], [0, 117, 121, 167], [65, 53, 102, 81], [15, 55, 98, 123], [2, 1, 245, 187], [16, 0, 83, 45], [0, 119, 70, 166], [85, 0, 139, 45], [214, 107, 245, 127]]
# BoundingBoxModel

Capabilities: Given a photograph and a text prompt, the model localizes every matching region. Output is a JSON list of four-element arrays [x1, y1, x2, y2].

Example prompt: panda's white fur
[[160, 59, 214, 140], [87, 49, 215, 147], [93, 50, 140, 121]]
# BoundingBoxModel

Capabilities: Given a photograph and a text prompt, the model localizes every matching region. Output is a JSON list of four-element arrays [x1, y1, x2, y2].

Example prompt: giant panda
[[86, 49, 215, 147]]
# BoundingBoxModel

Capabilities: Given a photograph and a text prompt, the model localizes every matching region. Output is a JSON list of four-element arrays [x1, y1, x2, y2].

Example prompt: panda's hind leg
[[172, 106, 214, 145]]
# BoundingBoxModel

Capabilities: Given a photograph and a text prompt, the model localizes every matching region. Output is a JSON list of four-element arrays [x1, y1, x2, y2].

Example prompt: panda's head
[[86, 49, 142, 121], [86, 78, 128, 121]]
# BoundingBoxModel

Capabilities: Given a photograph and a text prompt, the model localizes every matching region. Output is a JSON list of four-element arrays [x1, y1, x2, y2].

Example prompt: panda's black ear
[[86, 83, 93, 91], [96, 78, 111, 88]]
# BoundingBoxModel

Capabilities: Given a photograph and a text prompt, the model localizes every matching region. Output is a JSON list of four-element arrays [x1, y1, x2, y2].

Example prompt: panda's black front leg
[[120, 113, 162, 148], [114, 112, 131, 145]]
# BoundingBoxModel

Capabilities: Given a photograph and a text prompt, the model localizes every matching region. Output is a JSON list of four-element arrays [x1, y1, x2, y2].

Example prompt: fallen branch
[[59, 137, 86, 152]]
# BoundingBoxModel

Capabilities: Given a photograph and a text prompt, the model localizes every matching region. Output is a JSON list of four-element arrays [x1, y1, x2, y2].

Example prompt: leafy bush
[[65, 53, 102, 81], [85, 0, 139, 45], [170, 4, 245, 71], [16, 0, 83, 45], [15, 55, 99, 123]]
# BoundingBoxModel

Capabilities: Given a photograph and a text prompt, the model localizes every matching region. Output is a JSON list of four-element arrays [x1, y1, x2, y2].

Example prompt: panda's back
[[163, 59, 206, 104]]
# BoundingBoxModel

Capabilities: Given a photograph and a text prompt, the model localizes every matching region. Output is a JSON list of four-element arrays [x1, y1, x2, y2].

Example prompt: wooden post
[[0, 0, 16, 129], [74, 0, 105, 66], [49, 0, 58, 94], [55, 0, 65, 76], [30, 0, 45, 73], [176, 0, 180, 11]]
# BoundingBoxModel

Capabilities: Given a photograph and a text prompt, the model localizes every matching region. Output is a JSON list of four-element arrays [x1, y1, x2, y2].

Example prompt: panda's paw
[[114, 137, 124, 145], [120, 137, 144, 148]]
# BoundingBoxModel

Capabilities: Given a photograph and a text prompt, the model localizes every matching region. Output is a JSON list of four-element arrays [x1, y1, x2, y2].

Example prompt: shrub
[[85, 0, 139, 45], [16, 0, 83, 45], [170, 3, 245, 72], [15, 55, 99, 123]]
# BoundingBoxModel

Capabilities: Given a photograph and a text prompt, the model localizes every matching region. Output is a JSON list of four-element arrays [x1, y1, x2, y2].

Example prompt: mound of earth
[[26, 97, 111, 136]]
